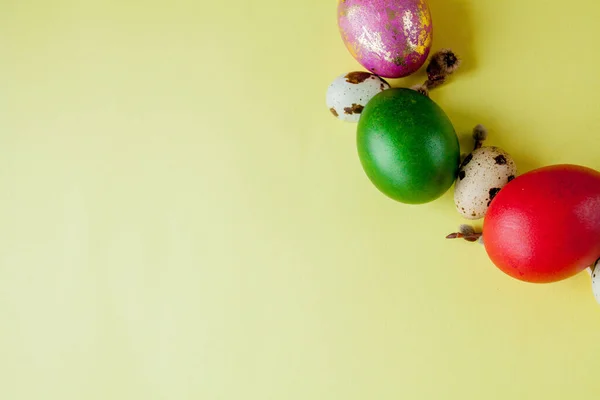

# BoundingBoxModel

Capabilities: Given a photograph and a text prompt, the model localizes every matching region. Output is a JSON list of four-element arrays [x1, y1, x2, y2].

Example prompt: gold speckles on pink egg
[[337, 0, 433, 78]]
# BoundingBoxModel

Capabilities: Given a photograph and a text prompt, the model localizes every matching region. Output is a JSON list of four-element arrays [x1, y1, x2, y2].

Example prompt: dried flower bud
[[446, 225, 482, 243], [473, 125, 488, 142], [473, 124, 488, 150], [411, 84, 429, 97], [459, 224, 475, 235], [426, 49, 461, 82]]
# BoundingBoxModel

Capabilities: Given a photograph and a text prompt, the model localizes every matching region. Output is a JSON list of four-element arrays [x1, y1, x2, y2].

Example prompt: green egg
[[357, 88, 460, 204]]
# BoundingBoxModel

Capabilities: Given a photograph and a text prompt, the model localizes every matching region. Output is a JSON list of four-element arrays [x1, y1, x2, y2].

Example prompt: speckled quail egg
[[454, 146, 517, 220], [326, 71, 390, 122], [591, 259, 600, 304]]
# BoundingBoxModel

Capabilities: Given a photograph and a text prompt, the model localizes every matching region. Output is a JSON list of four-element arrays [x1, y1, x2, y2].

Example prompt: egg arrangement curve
[[327, 0, 600, 303]]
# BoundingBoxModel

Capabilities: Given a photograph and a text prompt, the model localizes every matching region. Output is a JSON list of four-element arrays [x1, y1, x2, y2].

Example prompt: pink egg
[[337, 0, 433, 78]]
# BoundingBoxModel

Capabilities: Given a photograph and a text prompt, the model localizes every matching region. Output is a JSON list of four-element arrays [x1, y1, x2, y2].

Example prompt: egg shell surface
[[454, 147, 517, 220], [483, 164, 600, 283], [592, 260, 600, 304], [327, 72, 390, 122], [356, 88, 459, 204], [337, 0, 433, 78]]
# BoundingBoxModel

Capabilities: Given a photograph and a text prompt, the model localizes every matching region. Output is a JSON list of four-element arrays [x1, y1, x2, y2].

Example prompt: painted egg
[[454, 147, 517, 220], [357, 88, 459, 204], [326, 71, 390, 122], [483, 164, 600, 283], [592, 260, 600, 304], [337, 0, 433, 78]]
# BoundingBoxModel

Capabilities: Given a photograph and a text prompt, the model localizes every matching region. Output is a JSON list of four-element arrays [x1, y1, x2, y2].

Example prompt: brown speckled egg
[[591, 259, 600, 304], [454, 146, 517, 220], [326, 71, 390, 122]]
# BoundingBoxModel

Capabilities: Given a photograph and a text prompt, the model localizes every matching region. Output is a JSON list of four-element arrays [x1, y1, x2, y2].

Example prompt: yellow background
[[1, 0, 600, 398]]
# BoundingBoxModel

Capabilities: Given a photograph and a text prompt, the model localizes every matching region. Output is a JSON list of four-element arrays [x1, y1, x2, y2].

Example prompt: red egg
[[483, 164, 600, 283]]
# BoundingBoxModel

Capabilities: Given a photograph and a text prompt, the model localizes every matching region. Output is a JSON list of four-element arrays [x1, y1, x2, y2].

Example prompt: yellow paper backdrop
[[1, 0, 600, 398]]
